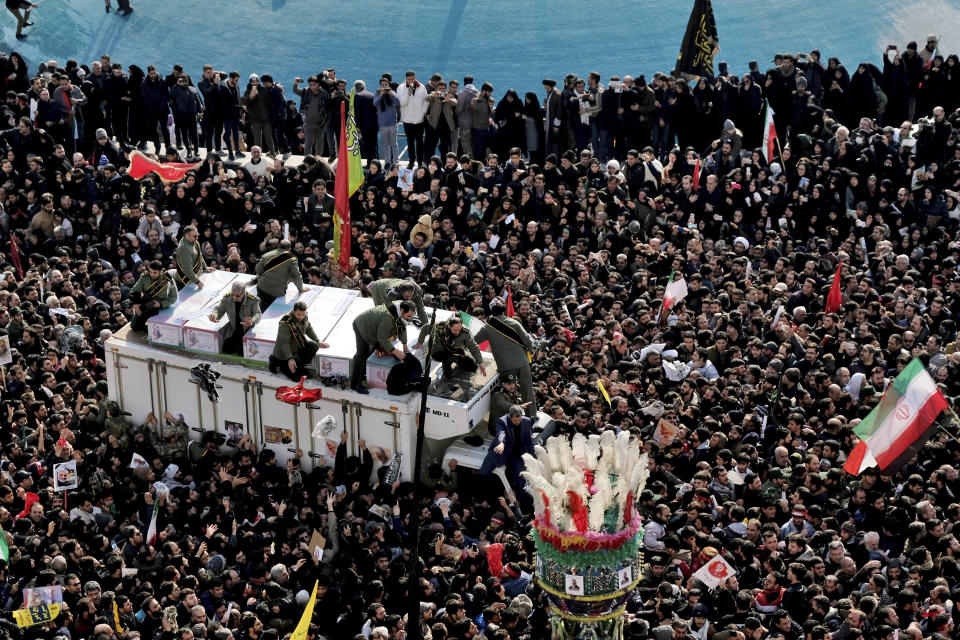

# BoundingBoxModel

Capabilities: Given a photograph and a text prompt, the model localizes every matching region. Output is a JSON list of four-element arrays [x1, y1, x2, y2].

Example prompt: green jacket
[[255, 249, 303, 298], [353, 304, 408, 353], [430, 319, 482, 364], [369, 278, 429, 341], [273, 314, 320, 361], [174, 237, 206, 286], [474, 315, 533, 371], [5, 319, 23, 345], [130, 272, 178, 308], [490, 386, 523, 423], [212, 292, 262, 337]]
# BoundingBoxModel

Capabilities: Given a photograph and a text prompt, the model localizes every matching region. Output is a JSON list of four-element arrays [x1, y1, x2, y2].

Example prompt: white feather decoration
[[545, 437, 564, 474], [571, 433, 588, 469], [522, 453, 547, 484], [558, 436, 575, 471], [588, 468, 613, 532], [585, 434, 601, 470], [614, 430, 632, 478], [599, 430, 617, 476], [521, 471, 546, 514], [534, 444, 551, 471]]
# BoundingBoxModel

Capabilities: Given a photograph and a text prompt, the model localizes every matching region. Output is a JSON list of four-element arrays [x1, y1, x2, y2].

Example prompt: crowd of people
[[0, 29, 958, 640]]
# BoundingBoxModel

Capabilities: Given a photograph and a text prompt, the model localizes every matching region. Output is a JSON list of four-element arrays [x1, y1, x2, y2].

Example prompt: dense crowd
[[0, 30, 958, 640]]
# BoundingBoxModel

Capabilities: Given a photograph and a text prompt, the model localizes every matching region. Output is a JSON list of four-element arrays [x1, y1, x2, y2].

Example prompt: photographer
[[396, 70, 427, 168], [373, 77, 400, 167]]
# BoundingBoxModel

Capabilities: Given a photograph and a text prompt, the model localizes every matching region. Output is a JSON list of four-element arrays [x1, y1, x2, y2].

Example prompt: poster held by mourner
[[54, 460, 78, 491], [0, 334, 11, 365]]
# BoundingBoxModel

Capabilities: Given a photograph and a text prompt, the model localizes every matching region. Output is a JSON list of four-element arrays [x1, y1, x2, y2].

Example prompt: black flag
[[673, 0, 719, 78]]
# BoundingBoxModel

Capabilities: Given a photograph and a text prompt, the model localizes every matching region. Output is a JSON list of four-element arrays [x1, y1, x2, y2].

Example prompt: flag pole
[[407, 307, 437, 640]]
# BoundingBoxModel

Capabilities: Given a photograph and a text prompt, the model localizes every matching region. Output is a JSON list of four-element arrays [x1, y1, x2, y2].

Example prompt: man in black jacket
[[353, 80, 378, 162], [139, 65, 169, 154], [542, 78, 562, 157], [198, 64, 222, 155], [170, 75, 202, 160], [104, 64, 129, 145], [220, 71, 244, 161]]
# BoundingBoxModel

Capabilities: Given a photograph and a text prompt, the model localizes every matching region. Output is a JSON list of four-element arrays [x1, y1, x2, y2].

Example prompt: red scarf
[[59, 85, 72, 125]]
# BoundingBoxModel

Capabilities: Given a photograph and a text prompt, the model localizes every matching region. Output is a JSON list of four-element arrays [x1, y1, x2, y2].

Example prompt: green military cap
[[501, 373, 517, 384]]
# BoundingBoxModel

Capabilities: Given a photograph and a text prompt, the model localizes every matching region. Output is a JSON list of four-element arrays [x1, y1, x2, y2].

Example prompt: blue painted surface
[[3, 0, 959, 99]]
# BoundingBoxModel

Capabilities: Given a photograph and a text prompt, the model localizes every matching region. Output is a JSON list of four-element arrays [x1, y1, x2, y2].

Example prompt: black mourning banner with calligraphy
[[673, 0, 720, 79]]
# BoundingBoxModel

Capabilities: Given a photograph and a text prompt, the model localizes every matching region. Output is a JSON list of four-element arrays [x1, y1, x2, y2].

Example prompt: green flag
[[345, 89, 365, 197], [0, 522, 8, 562]]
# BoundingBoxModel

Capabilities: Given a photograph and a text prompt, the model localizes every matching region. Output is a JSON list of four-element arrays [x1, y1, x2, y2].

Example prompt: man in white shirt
[[396, 70, 427, 169], [241, 145, 271, 181]]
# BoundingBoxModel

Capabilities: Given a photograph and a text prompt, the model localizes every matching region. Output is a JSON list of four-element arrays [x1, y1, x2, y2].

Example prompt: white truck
[[105, 277, 549, 481]]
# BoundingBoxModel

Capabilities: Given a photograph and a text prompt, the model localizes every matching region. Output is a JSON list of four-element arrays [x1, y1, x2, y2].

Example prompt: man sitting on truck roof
[[270, 300, 329, 381], [128, 260, 178, 332]]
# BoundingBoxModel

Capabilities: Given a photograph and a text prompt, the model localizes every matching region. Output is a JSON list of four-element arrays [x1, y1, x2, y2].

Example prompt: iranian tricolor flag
[[762, 100, 777, 163], [663, 270, 688, 312], [145, 500, 160, 546], [844, 359, 949, 475], [459, 311, 490, 351]]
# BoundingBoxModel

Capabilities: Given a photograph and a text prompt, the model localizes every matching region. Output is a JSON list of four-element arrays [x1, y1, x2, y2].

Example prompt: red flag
[[691, 157, 702, 191], [506, 286, 516, 317], [15, 492, 39, 520], [334, 102, 351, 272], [9, 236, 22, 279], [127, 150, 201, 182], [825, 261, 843, 314]]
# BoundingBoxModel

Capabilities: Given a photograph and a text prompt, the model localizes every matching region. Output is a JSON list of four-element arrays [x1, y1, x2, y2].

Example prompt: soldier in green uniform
[[173, 225, 209, 289], [430, 315, 486, 378], [350, 300, 416, 394], [5, 306, 24, 345], [253, 239, 304, 311], [102, 401, 133, 448], [475, 298, 538, 418], [490, 372, 529, 424], [367, 278, 430, 346], [270, 301, 329, 381], [151, 412, 188, 460], [209, 281, 262, 355], [129, 260, 178, 332], [760, 467, 788, 505]]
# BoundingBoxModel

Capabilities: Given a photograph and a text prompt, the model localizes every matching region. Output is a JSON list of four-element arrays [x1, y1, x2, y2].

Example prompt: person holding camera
[[292, 75, 331, 158], [397, 70, 427, 169], [373, 77, 400, 168], [468, 82, 494, 161]]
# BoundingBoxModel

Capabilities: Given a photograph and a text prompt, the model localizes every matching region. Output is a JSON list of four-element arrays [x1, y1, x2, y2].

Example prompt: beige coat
[[410, 213, 434, 247]]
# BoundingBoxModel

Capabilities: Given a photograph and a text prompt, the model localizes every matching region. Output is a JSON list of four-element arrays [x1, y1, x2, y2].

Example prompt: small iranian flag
[[844, 359, 949, 475], [145, 501, 160, 546], [0, 523, 8, 562], [663, 270, 688, 312], [762, 100, 777, 163], [459, 311, 490, 351]]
